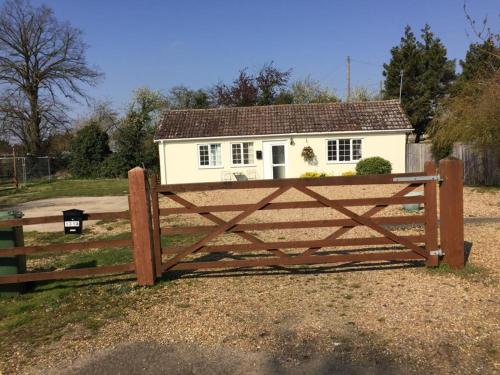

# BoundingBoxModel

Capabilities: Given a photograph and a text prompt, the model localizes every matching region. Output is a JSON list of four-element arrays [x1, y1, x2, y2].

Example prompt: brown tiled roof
[[154, 100, 412, 140]]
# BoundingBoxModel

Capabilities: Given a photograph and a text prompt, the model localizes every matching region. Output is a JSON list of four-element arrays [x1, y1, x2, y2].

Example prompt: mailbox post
[[63, 209, 84, 234]]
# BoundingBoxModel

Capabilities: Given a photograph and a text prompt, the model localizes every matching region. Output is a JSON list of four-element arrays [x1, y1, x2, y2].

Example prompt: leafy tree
[[290, 77, 339, 103], [383, 25, 455, 138], [68, 122, 110, 178], [212, 62, 291, 106], [0, 0, 102, 155], [168, 86, 211, 109], [110, 88, 168, 176], [350, 86, 381, 102], [429, 72, 500, 151], [255, 62, 291, 105]]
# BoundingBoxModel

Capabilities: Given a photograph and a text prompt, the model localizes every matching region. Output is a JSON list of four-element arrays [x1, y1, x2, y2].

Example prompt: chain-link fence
[[0, 156, 52, 190]]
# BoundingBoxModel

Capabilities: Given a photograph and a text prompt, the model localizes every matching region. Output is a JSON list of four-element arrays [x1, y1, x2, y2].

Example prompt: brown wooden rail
[[155, 172, 423, 193], [0, 210, 130, 228], [0, 209, 133, 285]]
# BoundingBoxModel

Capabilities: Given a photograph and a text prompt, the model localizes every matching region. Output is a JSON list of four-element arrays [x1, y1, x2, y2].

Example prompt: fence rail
[[0, 210, 133, 284]]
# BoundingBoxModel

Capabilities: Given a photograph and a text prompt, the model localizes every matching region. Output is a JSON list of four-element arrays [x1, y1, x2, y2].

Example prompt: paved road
[[4, 196, 128, 232], [54, 341, 404, 375]]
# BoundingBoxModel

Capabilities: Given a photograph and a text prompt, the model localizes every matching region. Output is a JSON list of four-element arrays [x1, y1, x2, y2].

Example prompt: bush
[[68, 122, 111, 178], [355, 157, 392, 175], [341, 171, 356, 176], [300, 171, 328, 178]]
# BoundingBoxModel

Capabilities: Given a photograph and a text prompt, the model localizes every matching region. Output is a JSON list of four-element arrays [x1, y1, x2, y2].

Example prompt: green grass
[[0, 178, 128, 205], [0, 230, 198, 363], [426, 262, 489, 282]]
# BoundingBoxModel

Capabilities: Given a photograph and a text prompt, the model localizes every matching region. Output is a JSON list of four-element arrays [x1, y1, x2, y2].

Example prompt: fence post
[[424, 161, 439, 267], [439, 158, 465, 269], [128, 167, 156, 286]]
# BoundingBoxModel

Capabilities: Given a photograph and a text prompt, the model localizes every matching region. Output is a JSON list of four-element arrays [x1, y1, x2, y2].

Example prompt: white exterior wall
[[157, 132, 408, 184]]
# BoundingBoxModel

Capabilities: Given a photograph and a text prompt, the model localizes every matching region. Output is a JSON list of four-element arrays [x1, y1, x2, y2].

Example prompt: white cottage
[[154, 100, 412, 184]]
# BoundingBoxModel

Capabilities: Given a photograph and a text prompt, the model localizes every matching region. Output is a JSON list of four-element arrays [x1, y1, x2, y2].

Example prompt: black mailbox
[[63, 209, 84, 234], [256, 150, 263, 160]]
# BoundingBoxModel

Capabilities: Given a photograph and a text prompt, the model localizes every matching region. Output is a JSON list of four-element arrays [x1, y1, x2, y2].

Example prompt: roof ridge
[[162, 99, 401, 114]]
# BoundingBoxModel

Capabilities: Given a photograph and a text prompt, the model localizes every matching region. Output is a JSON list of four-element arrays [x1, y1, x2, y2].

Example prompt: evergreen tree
[[383, 25, 455, 138], [68, 121, 110, 178], [459, 39, 500, 82]]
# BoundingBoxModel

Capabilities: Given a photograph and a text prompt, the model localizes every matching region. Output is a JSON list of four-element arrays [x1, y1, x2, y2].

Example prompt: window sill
[[230, 164, 257, 168], [326, 160, 361, 164], [198, 165, 224, 169]]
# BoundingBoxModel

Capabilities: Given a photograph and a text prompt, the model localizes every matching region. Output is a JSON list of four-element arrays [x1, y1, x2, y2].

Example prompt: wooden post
[[439, 158, 464, 269], [128, 167, 156, 286], [150, 175, 163, 277], [424, 161, 439, 267]]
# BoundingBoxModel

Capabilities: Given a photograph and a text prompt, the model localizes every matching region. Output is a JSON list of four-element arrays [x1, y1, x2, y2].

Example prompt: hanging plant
[[301, 145, 316, 162]]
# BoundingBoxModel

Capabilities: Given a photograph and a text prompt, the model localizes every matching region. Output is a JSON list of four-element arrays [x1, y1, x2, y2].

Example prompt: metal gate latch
[[429, 249, 444, 256]]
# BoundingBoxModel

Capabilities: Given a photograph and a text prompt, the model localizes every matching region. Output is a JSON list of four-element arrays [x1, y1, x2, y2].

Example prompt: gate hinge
[[429, 249, 444, 256]]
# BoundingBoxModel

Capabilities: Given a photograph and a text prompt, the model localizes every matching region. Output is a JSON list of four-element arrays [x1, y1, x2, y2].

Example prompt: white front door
[[263, 141, 287, 179]]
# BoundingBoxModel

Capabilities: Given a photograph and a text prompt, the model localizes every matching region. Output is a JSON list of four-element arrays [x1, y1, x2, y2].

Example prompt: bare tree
[[0, 0, 102, 154]]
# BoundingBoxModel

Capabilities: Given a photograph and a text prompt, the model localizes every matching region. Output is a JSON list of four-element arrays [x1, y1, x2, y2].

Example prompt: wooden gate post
[[439, 158, 465, 269], [128, 167, 156, 286]]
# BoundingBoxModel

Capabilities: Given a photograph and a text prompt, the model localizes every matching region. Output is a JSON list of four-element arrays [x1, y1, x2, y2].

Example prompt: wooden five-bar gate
[[0, 158, 465, 287]]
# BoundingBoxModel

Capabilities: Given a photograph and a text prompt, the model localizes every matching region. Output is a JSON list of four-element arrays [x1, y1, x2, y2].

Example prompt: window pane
[[352, 139, 362, 160], [243, 142, 254, 164], [210, 144, 221, 166], [232, 144, 242, 164], [339, 139, 350, 161], [199, 145, 209, 166], [272, 145, 285, 164], [327, 140, 337, 161]]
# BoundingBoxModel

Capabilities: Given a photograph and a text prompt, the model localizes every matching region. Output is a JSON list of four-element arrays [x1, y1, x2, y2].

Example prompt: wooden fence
[[0, 159, 466, 287], [406, 143, 500, 185]]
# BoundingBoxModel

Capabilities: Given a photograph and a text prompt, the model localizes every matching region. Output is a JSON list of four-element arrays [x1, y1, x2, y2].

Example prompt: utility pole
[[399, 70, 404, 103], [346, 56, 351, 102]]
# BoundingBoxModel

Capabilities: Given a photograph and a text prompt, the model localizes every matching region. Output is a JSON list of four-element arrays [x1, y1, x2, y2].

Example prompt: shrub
[[69, 121, 111, 178], [341, 171, 356, 176], [355, 157, 392, 175], [300, 171, 328, 178]]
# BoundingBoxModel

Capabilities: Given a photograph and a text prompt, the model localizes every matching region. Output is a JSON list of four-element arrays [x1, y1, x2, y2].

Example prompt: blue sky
[[28, 0, 499, 115]]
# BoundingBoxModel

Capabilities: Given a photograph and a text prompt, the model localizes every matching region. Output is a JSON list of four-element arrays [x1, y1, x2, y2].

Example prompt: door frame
[[263, 140, 288, 179]]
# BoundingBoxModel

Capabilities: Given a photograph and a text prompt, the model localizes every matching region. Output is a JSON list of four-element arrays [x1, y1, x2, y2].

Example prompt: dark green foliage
[[68, 121, 110, 178], [459, 39, 500, 82], [431, 141, 452, 161], [383, 25, 455, 137], [355, 157, 392, 175], [107, 88, 167, 177]]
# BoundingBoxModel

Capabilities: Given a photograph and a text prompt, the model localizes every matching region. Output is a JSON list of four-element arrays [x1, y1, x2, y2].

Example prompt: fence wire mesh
[[0, 156, 52, 190]]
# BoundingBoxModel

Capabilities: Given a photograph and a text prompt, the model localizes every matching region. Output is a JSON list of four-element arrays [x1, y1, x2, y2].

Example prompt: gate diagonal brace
[[295, 185, 428, 259], [164, 192, 289, 258], [162, 186, 291, 271], [301, 183, 422, 256]]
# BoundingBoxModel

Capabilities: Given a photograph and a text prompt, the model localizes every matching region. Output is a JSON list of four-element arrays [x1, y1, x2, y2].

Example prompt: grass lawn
[[0, 229, 198, 364], [0, 178, 129, 205]]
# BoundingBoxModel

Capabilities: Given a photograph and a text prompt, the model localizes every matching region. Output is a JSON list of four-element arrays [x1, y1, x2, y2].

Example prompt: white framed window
[[198, 143, 222, 168], [231, 142, 254, 166], [327, 139, 362, 162]]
